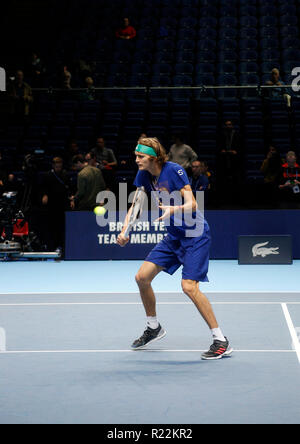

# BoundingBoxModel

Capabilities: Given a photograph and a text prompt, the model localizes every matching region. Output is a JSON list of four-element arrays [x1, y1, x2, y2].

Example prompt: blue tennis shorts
[[146, 224, 211, 282]]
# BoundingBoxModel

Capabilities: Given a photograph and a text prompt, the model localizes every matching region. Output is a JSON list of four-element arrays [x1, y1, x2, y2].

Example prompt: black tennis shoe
[[131, 324, 166, 350], [201, 337, 233, 360]]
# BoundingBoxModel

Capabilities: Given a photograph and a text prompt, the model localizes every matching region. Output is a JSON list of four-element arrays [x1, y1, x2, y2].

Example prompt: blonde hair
[[138, 137, 168, 166]]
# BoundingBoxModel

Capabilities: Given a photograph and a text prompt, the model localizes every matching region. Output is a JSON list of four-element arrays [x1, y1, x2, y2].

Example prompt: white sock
[[146, 316, 159, 329], [211, 327, 226, 342]]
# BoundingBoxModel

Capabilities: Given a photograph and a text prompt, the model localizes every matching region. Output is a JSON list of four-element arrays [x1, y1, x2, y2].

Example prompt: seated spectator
[[7, 70, 33, 120], [91, 136, 117, 191], [189, 160, 210, 196], [278, 151, 300, 208], [62, 65, 72, 89], [41, 157, 71, 251], [70, 154, 106, 211], [265, 68, 291, 107], [80, 76, 95, 101], [116, 17, 136, 40], [168, 135, 198, 175]]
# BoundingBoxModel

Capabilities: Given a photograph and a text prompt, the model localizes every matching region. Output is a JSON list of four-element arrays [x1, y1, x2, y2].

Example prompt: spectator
[[80, 76, 95, 101], [260, 146, 282, 206], [41, 157, 71, 251], [91, 136, 117, 190], [70, 154, 106, 211], [189, 160, 210, 196], [85, 151, 98, 168], [27, 52, 46, 87], [7, 70, 33, 120], [265, 68, 291, 107], [216, 120, 242, 204], [65, 139, 82, 169], [0, 152, 14, 196], [62, 65, 72, 89], [168, 135, 198, 174], [116, 17, 136, 40], [278, 151, 300, 208], [260, 146, 282, 185]]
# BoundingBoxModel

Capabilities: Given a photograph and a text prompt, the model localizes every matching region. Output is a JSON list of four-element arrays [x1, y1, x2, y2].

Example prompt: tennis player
[[117, 137, 233, 360]]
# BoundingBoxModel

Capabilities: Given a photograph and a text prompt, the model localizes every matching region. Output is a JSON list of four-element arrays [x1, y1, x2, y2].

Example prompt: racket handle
[[123, 225, 130, 238]]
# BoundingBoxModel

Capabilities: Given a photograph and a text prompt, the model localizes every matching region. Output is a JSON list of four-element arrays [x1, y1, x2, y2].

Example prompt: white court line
[[0, 301, 300, 307], [0, 291, 299, 295], [0, 349, 297, 354], [281, 303, 300, 365]]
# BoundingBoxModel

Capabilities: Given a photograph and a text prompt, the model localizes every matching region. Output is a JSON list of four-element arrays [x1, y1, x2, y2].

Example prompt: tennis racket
[[123, 187, 146, 238]]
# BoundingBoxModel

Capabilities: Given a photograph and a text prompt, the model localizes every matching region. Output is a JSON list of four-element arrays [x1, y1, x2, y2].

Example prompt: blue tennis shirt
[[134, 161, 208, 238]]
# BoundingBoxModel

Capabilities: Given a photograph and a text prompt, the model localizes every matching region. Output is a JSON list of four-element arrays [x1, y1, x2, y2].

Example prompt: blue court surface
[[0, 260, 300, 424]]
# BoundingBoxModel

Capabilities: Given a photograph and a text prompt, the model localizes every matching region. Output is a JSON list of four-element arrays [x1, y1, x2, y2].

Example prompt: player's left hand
[[155, 205, 179, 222]]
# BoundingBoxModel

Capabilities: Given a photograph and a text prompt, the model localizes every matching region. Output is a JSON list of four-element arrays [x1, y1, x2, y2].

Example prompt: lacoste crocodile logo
[[252, 242, 279, 258]]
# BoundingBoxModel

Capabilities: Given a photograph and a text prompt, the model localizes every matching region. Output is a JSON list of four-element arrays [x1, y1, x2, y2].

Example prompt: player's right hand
[[117, 232, 129, 247]]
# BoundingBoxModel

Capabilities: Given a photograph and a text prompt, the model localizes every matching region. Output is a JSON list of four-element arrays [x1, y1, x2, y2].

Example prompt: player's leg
[[132, 261, 166, 349], [181, 279, 233, 360], [181, 279, 218, 329], [135, 260, 164, 317]]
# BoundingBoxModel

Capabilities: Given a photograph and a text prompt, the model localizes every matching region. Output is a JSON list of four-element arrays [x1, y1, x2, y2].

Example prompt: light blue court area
[[0, 291, 300, 424], [0, 259, 300, 294], [0, 260, 300, 424]]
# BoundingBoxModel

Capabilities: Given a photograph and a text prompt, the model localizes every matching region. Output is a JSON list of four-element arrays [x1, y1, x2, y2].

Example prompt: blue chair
[[199, 17, 217, 28], [239, 62, 259, 74], [239, 50, 258, 61], [280, 15, 298, 26], [260, 38, 279, 49], [194, 73, 215, 86], [217, 62, 236, 74], [239, 28, 258, 39], [259, 5, 277, 16], [172, 74, 193, 86], [152, 63, 172, 75], [281, 26, 299, 38], [260, 48, 280, 61], [195, 63, 215, 74], [219, 28, 237, 40], [240, 5, 257, 16], [260, 26, 278, 38], [199, 5, 218, 17], [216, 74, 238, 99], [218, 39, 238, 51], [198, 28, 217, 40], [239, 39, 258, 50], [282, 49, 300, 61], [219, 17, 238, 28], [156, 40, 175, 52], [176, 50, 195, 63], [196, 51, 217, 63], [154, 51, 174, 63], [150, 75, 171, 87], [218, 50, 238, 63], [177, 28, 196, 40], [174, 63, 194, 75], [177, 40, 196, 51], [197, 40, 216, 52], [261, 61, 280, 74], [181, 7, 198, 18], [240, 16, 258, 28], [240, 73, 260, 85], [282, 37, 300, 49], [279, 4, 297, 16]]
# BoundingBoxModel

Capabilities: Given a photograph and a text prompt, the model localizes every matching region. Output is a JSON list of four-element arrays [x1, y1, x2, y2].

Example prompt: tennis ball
[[94, 206, 107, 216]]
